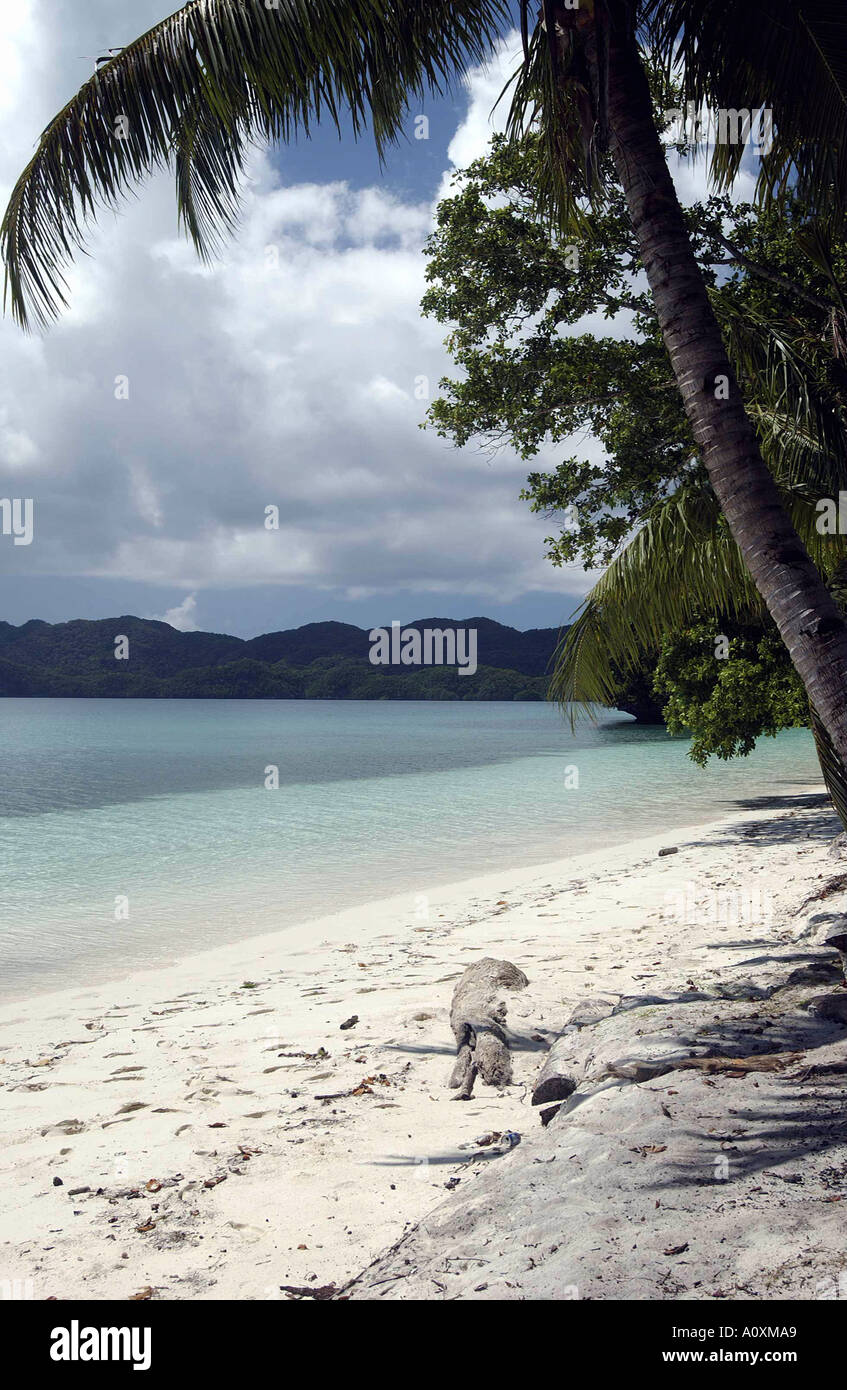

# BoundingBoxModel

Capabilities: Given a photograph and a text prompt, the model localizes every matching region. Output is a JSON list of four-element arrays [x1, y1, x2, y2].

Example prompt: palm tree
[[4, 1, 847, 758], [555, 286, 847, 693], [552, 300, 847, 822], [555, 475, 847, 826]]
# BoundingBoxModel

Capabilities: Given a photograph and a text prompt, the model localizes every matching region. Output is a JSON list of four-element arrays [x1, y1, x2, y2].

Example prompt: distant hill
[[0, 615, 567, 703]]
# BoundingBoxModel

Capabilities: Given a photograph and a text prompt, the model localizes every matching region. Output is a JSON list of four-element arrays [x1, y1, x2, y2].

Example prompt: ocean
[[0, 698, 823, 999]]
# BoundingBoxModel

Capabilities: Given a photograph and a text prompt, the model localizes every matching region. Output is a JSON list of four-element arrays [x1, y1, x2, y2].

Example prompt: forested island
[[0, 614, 575, 704]]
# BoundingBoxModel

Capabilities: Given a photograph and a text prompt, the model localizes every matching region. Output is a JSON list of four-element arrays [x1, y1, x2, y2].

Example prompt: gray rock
[[346, 967, 847, 1301], [566, 995, 619, 1029], [795, 910, 847, 945], [614, 992, 709, 1012]]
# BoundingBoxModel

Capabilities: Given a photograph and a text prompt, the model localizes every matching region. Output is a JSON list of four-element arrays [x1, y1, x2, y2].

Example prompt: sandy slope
[[0, 785, 841, 1302]]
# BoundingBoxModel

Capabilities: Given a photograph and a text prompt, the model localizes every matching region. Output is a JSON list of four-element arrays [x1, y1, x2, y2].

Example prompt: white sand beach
[[2, 784, 845, 1302]]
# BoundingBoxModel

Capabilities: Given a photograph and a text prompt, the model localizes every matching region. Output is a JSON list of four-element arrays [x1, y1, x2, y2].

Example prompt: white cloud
[[0, 7, 768, 630], [0, 120, 584, 608], [128, 463, 164, 528], [149, 592, 199, 632], [443, 32, 523, 175], [0, 409, 40, 472]]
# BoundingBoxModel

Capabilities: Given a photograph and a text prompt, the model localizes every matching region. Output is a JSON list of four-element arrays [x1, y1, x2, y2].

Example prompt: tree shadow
[[629, 1004, 847, 1191], [685, 810, 839, 849], [384, 1029, 552, 1060], [370, 1137, 521, 1171], [725, 791, 831, 813], [654, 1067, 847, 1191]]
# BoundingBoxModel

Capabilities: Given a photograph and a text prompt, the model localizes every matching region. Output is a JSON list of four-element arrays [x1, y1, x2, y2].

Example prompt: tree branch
[[714, 232, 833, 312]]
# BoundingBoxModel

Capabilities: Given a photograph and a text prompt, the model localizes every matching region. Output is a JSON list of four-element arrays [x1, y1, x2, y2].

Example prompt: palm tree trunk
[[598, 11, 847, 765], [811, 559, 847, 826], [810, 703, 847, 829]]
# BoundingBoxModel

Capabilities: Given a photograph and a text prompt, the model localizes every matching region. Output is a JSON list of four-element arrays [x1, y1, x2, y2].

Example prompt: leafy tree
[[0, 649, 551, 701], [423, 130, 732, 572], [653, 620, 807, 765], [423, 126, 847, 824], [423, 134, 847, 573]]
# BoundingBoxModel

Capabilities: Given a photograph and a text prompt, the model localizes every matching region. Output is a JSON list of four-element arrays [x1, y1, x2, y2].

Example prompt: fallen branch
[[609, 1050, 804, 1083]]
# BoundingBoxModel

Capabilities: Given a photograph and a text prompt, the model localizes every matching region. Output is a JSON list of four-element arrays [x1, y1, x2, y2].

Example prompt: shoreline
[[1, 784, 841, 1302], [0, 783, 825, 1011]]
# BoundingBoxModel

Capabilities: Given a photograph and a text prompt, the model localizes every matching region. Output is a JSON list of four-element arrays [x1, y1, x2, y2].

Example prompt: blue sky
[[268, 83, 471, 203]]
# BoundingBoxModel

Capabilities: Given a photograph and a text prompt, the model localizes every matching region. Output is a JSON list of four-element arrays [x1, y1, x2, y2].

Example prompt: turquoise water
[[0, 699, 822, 999]]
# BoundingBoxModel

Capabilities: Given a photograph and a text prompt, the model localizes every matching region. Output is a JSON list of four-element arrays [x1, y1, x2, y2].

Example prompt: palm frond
[[714, 295, 847, 492], [1, 0, 510, 328], [550, 478, 762, 713], [814, 557, 847, 827], [646, 1, 847, 219], [551, 475, 847, 718], [172, 97, 254, 261], [810, 702, 847, 828], [505, 10, 608, 235], [792, 219, 847, 319]]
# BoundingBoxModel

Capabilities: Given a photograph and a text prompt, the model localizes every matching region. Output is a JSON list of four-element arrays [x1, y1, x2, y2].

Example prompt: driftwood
[[531, 1039, 577, 1106], [608, 1049, 804, 1083], [448, 958, 528, 1100]]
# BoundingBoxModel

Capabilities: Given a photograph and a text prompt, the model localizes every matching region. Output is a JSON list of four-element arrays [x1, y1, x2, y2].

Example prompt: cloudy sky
[[0, 3, 734, 638]]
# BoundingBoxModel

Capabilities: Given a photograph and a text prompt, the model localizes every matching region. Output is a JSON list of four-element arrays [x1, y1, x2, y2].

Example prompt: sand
[[1, 784, 843, 1302]]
